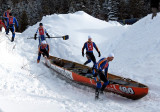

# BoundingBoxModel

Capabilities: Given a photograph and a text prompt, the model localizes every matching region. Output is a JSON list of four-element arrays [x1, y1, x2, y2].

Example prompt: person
[[150, 0, 160, 19], [92, 53, 114, 99], [37, 40, 50, 63], [0, 17, 6, 31], [3, 7, 11, 32], [82, 36, 101, 67], [6, 13, 18, 42], [34, 23, 50, 45]]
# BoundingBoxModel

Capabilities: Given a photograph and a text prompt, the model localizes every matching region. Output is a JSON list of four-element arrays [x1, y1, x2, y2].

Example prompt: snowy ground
[[0, 11, 160, 112]]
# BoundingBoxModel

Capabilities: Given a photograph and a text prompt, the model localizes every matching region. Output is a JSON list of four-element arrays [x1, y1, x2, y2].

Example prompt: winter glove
[[82, 51, 84, 57], [46, 33, 50, 38], [98, 51, 101, 57], [34, 34, 37, 40]]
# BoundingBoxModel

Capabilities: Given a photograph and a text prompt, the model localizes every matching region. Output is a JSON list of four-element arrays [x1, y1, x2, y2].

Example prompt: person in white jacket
[[34, 23, 50, 45]]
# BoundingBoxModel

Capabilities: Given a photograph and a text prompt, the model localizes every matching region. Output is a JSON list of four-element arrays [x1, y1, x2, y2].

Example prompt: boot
[[11, 37, 14, 42], [95, 88, 99, 100], [100, 84, 106, 94], [37, 60, 40, 63]]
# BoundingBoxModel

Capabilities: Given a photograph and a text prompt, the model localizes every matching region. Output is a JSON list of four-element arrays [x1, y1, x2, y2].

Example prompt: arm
[[104, 65, 109, 79], [82, 42, 87, 52], [14, 18, 18, 27], [93, 42, 99, 52], [45, 28, 48, 34], [82, 42, 86, 56], [93, 42, 101, 57], [38, 46, 43, 54], [45, 29, 50, 38]]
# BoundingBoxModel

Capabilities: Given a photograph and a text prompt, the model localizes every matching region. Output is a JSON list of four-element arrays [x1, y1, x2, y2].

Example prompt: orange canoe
[[46, 56, 148, 100]]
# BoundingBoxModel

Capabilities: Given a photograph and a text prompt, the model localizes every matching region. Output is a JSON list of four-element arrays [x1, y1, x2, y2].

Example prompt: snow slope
[[0, 11, 160, 112]]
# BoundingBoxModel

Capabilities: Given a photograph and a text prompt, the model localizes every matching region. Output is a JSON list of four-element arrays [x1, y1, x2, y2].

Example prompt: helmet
[[88, 35, 92, 39], [41, 40, 47, 45], [39, 23, 43, 26], [108, 53, 114, 58]]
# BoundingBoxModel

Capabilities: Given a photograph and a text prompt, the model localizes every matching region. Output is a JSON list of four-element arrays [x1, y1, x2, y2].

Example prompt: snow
[[0, 11, 160, 112]]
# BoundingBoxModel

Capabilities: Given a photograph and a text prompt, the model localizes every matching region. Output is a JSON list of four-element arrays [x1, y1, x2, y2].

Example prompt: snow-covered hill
[[0, 11, 159, 112]]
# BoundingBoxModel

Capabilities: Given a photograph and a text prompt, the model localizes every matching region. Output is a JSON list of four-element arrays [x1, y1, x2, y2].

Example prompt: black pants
[[38, 49, 49, 61], [98, 71, 108, 82], [84, 52, 96, 65]]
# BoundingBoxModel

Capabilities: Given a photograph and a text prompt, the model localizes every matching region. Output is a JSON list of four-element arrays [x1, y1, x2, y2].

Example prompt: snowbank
[[0, 11, 159, 112]]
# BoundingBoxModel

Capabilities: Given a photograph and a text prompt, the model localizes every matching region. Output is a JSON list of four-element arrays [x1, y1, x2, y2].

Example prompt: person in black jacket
[[150, 0, 160, 19]]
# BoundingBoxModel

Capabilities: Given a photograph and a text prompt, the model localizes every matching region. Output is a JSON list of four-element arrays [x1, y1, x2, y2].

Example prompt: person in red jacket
[[82, 36, 101, 68], [0, 18, 6, 31], [3, 7, 11, 31]]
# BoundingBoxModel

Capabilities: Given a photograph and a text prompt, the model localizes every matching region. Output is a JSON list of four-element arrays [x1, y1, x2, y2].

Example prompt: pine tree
[[107, 0, 119, 21], [20, 10, 28, 32], [92, 0, 101, 17]]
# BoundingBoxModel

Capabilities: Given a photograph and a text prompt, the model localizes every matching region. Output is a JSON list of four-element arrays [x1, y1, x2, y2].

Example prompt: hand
[[98, 51, 101, 57], [82, 52, 84, 57], [34, 34, 37, 40], [46, 33, 50, 38]]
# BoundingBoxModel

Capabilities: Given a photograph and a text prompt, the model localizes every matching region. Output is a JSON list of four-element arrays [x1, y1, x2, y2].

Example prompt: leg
[[94, 74, 101, 99], [84, 52, 92, 65], [41, 35, 45, 41], [95, 82, 101, 99], [10, 27, 15, 42], [89, 53, 96, 68], [99, 72, 109, 92], [37, 52, 41, 63], [6, 27, 9, 35], [84, 59, 91, 65]]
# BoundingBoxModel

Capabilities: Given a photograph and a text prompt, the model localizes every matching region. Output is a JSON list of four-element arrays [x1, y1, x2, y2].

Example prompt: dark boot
[[11, 37, 14, 42], [95, 88, 99, 100], [100, 84, 106, 94]]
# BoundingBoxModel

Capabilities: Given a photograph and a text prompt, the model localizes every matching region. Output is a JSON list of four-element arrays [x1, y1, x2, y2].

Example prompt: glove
[[46, 33, 50, 38], [98, 51, 101, 57], [34, 34, 37, 40], [82, 52, 84, 57]]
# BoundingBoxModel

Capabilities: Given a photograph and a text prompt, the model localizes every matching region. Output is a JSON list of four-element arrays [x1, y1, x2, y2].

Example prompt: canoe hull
[[46, 56, 148, 100]]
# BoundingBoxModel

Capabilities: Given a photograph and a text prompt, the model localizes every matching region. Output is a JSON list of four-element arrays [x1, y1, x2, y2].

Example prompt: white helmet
[[41, 40, 47, 45], [108, 53, 114, 58], [88, 35, 92, 39]]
